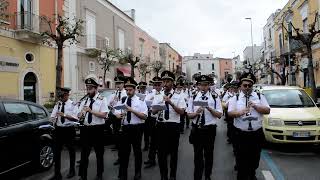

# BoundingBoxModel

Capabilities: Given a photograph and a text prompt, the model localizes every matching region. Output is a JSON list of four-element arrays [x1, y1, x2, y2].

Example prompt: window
[[224, 71, 229, 77], [139, 40, 144, 57], [268, 28, 272, 39], [279, 33, 283, 51], [29, 105, 47, 120], [25, 52, 34, 63], [118, 28, 125, 51], [89, 61, 95, 72], [226, 61, 228, 65], [198, 63, 201, 70], [105, 37, 110, 47], [4, 103, 33, 125], [86, 11, 96, 48], [303, 18, 308, 33], [212, 63, 215, 70]]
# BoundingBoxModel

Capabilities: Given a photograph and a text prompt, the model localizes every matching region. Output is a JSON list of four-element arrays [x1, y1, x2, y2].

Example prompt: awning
[[117, 67, 131, 77]]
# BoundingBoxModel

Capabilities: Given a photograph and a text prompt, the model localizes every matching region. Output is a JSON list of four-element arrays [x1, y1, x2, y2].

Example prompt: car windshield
[[263, 89, 315, 108]]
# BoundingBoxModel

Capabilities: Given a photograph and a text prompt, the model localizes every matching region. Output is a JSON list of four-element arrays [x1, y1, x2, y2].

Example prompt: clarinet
[[79, 97, 89, 125], [245, 92, 253, 130], [54, 101, 62, 127]]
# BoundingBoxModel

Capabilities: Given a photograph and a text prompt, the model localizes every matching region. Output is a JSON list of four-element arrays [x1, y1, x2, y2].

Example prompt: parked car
[[261, 86, 320, 144], [0, 99, 54, 177]]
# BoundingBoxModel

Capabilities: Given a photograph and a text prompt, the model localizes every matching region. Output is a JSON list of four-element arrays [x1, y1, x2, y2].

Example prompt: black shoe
[[169, 177, 176, 180], [144, 161, 156, 168], [134, 172, 141, 180], [94, 175, 103, 180], [205, 177, 211, 180], [234, 164, 238, 171], [66, 169, 75, 179], [161, 176, 168, 180], [79, 177, 87, 180], [119, 175, 127, 180], [49, 174, 62, 180], [114, 159, 120, 165]]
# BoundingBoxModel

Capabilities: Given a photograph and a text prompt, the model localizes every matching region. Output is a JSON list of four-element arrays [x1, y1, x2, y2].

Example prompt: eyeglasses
[[242, 84, 253, 88]]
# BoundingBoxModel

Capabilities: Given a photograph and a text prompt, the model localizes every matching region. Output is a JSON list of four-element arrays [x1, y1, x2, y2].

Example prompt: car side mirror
[[316, 102, 320, 107]]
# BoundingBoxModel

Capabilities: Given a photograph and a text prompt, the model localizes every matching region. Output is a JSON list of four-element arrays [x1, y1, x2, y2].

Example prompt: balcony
[[83, 35, 108, 54], [12, 11, 47, 43]]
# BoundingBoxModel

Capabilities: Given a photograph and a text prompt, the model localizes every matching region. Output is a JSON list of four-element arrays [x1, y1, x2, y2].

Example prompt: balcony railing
[[82, 35, 108, 50]]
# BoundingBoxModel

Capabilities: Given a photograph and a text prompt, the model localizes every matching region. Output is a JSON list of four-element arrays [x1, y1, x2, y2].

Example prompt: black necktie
[[126, 97, 132, 123], [118, 91, 121, 100], [61, 102, 65, 124], [164, 93, 170, 120], [88, 98, 95, 124], [200, 93, 206, 127]]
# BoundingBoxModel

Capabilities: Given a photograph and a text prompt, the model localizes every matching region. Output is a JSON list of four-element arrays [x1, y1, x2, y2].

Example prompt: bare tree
[[137, 62, 150, 82], [119, 50, 140, 78], [41, 15, 83, 99], [151, 60, 164, 77], [96, 48, 121, 87], [288, 12, 320, 100]]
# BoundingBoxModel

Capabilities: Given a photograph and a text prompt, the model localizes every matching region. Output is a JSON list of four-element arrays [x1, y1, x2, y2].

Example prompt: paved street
[[20, 119, 320, 180]]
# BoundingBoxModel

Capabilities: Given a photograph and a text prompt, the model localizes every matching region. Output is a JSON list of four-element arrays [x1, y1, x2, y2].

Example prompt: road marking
[[262, 170, 275, 180], [261, 150, 285, 180]]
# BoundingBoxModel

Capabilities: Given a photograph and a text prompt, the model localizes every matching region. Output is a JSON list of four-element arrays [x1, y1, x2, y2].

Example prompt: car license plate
[[293, 131, 310, 137]]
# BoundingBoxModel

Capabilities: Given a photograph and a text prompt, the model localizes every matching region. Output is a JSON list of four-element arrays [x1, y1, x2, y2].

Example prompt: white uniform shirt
[[79, 93, 109, 126], [107, 89, 127, 107], [51, 99, 78, 127], [152, 89, 187, 123], [114, 95, 148, 125], [228, 91, 270, 131], [187, 91, 223, 126]]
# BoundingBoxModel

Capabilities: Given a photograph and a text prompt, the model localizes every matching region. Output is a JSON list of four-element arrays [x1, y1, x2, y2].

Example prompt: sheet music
[[193, 101, 209, 107]]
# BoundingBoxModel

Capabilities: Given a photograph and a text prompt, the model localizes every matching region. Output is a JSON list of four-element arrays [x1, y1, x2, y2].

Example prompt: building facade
[[0, 0, 63, 104], [159, 43, 181, 73], [134, 26, 160, 83], [217, 58, 234, 84], [184, 53, 220, 85], [272, 0, 320, 87], [243, 45, 263, 65], [64, 0, 135, 99]]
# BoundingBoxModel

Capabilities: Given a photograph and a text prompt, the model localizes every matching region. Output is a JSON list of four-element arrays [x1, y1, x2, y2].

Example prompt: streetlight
[[245, 17, 254, 70]]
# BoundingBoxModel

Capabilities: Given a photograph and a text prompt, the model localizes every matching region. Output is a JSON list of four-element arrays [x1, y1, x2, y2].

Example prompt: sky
[[110, 0, 288, 59]]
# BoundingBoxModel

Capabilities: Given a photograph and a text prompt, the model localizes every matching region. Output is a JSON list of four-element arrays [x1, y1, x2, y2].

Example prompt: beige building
[[134, 26, 160, 83], [64, 0, 135, 99], [159, 43, 181, 74]]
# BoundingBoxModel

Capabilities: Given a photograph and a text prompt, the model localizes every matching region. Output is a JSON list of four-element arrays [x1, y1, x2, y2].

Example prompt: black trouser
[[180, 113, 186, 132], [191, 125, 217, 180], [156, 122, 181, 179], [143, 116, 153, 149], [147, 117, 157, 162], [233, 128, 264, 180], [53, 126, 76, 176], [79, 125, 105, 179], [119, 124, 144, 178], [185, 115, 190, 128]]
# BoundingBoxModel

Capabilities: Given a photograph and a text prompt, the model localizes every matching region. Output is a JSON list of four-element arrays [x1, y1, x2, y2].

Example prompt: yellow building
[[0, 30, 56, 105], [273, 0, 320, 87]]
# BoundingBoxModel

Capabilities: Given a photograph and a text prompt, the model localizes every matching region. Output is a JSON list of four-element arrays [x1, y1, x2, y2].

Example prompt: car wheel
[[39, 141, 54, 170]]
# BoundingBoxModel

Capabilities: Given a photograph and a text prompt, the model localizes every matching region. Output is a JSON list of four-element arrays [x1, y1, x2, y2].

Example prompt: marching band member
[[152, 71, 187, 180], [78, 74, 109, 180], [114, 77, 148, 180], [50, 87, 78, 180], [228, 72, 270, 180], [187, 75, 223, 180]]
